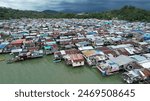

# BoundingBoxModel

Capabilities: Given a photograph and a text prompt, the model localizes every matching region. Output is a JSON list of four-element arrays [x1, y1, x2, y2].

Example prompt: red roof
[[24, 40, 33, 44], [142, 69, 150, 77], [11, 39, 25, 45], [28, 47, 39, 51], [96, 47, 110, 51], [65, 49, 79, 54], [117, 48, 130, 56], [70, 54, 84, 62], [96, 47, 117, 57]]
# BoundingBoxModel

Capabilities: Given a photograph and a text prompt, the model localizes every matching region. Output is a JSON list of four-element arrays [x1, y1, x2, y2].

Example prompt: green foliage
[[112, 5, 150, 22], [0, 6, 149, 22]]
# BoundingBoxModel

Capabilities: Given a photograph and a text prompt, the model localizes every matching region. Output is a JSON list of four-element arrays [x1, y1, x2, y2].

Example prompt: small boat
[[6, 59, 14, 64], [53, 59, 61, 63], [53, 52, 61, 63], [6, 57, 24, 64], [6, 58, 17, 64], [0, 58, 5, 61], [0, 57, 5, 62]]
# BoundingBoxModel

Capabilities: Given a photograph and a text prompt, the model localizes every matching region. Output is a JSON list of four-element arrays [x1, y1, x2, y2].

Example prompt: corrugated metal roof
[[130, 55, 147, 62], [110, 55, 134, 66], [82, 50, 104, 57]]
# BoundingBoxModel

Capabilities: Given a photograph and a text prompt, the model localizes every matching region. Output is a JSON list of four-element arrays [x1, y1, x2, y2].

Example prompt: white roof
[[143, 53, 150, 58], [11, 49, 22, 53], [1, 42, 9, 45], [78, 46, 94, 51], [30, 33, 37, 36], [110, 44, 132, 49], [60, 50, 66, 55], [116, 32, 124, 34], [138, 42, 148, 45], [140, 61, 150, 69], [125, 47, 135, 55]]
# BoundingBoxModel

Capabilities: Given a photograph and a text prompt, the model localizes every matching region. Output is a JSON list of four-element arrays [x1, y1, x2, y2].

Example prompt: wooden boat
[[53, 59, 61, 63], [6, 57, 24, 64], [0, 56, 5, 62], [6, 59, 16, 64], [53, 52, 61, 63]]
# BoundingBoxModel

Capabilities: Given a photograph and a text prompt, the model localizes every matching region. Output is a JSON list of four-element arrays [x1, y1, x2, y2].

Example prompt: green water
[[0, 55, 123, 84]]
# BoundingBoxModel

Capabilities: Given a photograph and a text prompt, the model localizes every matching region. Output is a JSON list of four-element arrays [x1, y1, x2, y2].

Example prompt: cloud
[[0, 0, 47, 10], [0, 0, 149, 12], [59, 0, 150, 12], [0, 0, 64, 10]]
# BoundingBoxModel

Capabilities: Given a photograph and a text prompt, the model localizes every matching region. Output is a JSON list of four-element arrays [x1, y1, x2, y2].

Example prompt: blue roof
[[78, 41, 89, 45], [46, 41, 56, 45], [130, 55, 147, 62], [104, 22, 112, 24], [87, 32, 97, 35], [44, 46, 51, 50], [0, 44, 7, 49], [41, 33, 48, 37], [143, 33, 150, 40], [107, 60, 119, 67], [95, 50, 103, 55], [132, 30, 145, 34], [21, 32, 28, 35]]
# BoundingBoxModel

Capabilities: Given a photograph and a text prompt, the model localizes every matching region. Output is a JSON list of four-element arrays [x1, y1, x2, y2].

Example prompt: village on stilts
[[0, 18, 150, 84]]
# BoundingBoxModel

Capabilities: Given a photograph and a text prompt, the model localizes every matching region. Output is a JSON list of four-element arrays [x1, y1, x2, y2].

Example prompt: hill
[[0, 6, 149, 22], [76, 6, 150, 22], [0, 7, 59, 19], [42, 10, 59, 14], [111, 6, 150, 22]]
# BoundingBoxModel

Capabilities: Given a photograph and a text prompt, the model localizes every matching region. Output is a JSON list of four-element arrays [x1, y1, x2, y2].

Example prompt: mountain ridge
[[0, 6, 149, 22]]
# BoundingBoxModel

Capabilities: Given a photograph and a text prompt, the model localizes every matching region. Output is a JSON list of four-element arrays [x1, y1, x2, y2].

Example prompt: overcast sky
[[0, 0, 149, 12]]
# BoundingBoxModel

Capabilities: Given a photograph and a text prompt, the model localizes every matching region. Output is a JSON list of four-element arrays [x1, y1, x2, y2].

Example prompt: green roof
[[44, 46, 51, 50]]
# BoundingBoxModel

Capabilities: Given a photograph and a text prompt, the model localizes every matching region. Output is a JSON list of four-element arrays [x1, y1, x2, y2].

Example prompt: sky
[[0, 0, 149, 12]]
